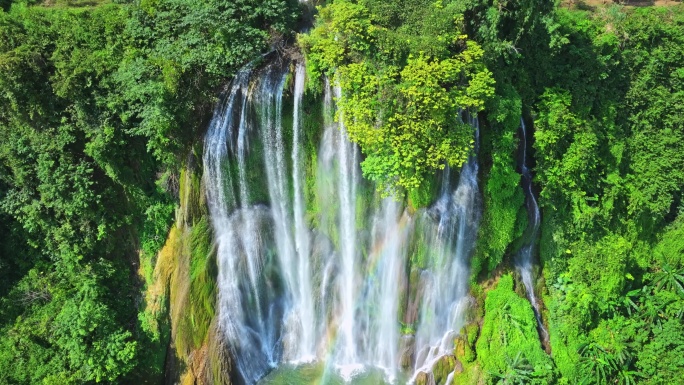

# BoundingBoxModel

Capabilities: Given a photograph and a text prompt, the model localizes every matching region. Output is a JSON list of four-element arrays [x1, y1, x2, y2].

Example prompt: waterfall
[[288, 63, 316, 361], [204, 63, 482, 384], [412, 113, 481, 381], [332, 84, 362, 371], [204, 66, 283, 384], [516, 118, 549, 343], [257, 66, 302, 365], [360, 198, 410, 382]]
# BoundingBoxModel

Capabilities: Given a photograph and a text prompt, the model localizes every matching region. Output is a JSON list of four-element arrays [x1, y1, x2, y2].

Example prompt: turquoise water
[[258, 363, 409, 385]]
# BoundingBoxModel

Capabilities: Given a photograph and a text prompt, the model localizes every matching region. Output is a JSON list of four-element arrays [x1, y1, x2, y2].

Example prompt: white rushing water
[[204, 66, 281, 384], [360, 198, 410, 381], [203, 64, 482, 384], [412, 113, 481, 382], [332, 83, 363, 374], [289, 62, 316, 361], [517, 118, 549, 342]]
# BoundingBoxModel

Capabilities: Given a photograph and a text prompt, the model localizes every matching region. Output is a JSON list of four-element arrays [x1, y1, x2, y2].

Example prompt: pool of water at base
[[258, 362, 411, 385]]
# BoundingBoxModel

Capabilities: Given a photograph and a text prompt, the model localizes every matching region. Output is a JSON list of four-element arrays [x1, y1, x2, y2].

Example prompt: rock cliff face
[[146, 162, 232, 385]]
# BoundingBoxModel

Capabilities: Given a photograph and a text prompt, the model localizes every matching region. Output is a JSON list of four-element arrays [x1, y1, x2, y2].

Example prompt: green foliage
[[476, 274, 555, 384], [407, 170, 437, 210], [653, 215, 684, 268], [1, 0, 683, 383], [491, 352, 535, 385], [461, 323, 479, 363], [0, 0, 296, 381], [115, 0, 298, 166], [475, 83, 524, 275], [301, 0, 495, 196], [299, 0, 373, 79], [497, 5, 684, 384], [0, 264, 136, 384], [577, 342, 633, 385], [620, 7, 684, 221], [636, 319, 684, 385], [140, 197, 175, 260]]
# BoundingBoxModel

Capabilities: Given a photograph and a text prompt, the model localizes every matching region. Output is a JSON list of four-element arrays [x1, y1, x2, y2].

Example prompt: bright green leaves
[[51, 279, 137, 383], [636, 319, 684, 385], [653, 215, 684, 268], [476, 274, 556, 384], [498, 7, 684, 384], [335, 61, 388, 147], [302, 1, 494, 197], [0, 265, 136, 384], [534, 88, 613, 228], [474, 83, 524, 275], [299, 0, 374, 81], [577, 341, 637, 385], [336, 53, 488, 194], [566, 234, 633, 317], [117, 0, 298, 165]]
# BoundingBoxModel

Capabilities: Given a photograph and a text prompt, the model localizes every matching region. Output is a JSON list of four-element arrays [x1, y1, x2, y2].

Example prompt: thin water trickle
[[517, 118, 549, 343]]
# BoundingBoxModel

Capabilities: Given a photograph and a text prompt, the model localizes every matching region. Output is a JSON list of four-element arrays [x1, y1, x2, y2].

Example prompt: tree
[[301, 0, 494, 196]]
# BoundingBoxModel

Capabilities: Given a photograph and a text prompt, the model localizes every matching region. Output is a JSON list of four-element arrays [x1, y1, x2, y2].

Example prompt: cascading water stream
[[516, 118, 549, 343], [412, 113, 481, 382], [288, 63, 316, 361], [204, 63, 483, 384], [332, 84, 361, 371], [257, 66, 302, 367], [361, 198, 410, 382], [237, 69, 269, 344], [204, 66, 283, 385]]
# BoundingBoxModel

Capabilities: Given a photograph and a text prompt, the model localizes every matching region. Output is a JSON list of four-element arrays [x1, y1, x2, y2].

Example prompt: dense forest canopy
[[0, 0, 298, 382], [0, 0, 683, 384]]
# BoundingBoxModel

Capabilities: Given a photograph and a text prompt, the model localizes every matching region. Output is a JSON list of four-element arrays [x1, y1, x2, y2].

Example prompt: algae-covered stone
[[465, 323, 479, 363], [404, 266, 425, 325], [415, 371, 435, 385], [455, 323, 479, 363], [454, 335, 466, 359], [454, 358, 463, 374], [433, 355, 457, 385], [399, 335, 415, 369]]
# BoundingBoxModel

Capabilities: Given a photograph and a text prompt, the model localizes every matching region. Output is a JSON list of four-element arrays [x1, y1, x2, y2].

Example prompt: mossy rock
[[465, 323, 479, 347], [414, 371, 434, 385], [475, 274, 554, 382], [454, 323, 479, 364], [399, 335, 415, 369], [463, 342, 476, 364], [432, 355, 458, 385], [404, 266, 424, 325], [454, 336, 466, 359]]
